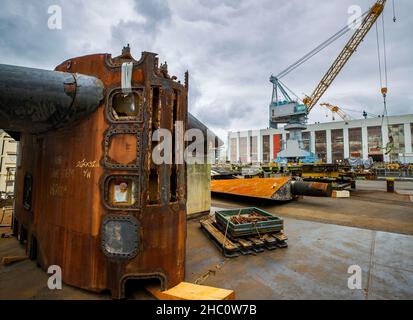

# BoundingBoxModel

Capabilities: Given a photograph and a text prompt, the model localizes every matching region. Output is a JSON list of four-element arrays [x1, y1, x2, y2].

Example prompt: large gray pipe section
[[290, 180, 333, 197], [0, 64, 104, 133], [0, 63, 222, 147]]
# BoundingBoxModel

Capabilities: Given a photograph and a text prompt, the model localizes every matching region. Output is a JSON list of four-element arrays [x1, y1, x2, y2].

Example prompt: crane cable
[[277, 79, 303, 103], [375, 17, 390, 126], [274, 9, 369, 105], [339, 106, 378, 117], [376, 2, 397, 155], [381, 13, 390, 128], [277, 25, 351, 79], [392, 0, 396, 22], [375, 22, 383, 94]]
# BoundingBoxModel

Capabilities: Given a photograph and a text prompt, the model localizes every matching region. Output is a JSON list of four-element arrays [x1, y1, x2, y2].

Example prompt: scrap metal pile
[[229, 212, 270, 225], [204, 178, 337, 257], [200, 207, 288, 258]]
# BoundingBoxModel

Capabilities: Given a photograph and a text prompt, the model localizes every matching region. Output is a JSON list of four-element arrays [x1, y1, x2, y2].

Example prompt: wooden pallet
[[200, 217, 288, 257], [200, 217, 241, 258], [260, 234, 279, 250], [146, 282, 235, 300]]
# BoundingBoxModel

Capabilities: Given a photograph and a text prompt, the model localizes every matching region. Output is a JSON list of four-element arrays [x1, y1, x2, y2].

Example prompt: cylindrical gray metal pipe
[[0, 64, 104, 133], [0, 63, 221, 147]]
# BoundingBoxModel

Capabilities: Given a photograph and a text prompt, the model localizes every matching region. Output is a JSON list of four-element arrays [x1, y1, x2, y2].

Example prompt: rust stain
[[211, 177, 291, 199], [308, 182, 330, 192], [12, 47, 189, 298]]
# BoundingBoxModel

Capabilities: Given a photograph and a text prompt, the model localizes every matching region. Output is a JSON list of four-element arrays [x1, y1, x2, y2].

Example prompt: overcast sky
[[0, 0, 412, 143]]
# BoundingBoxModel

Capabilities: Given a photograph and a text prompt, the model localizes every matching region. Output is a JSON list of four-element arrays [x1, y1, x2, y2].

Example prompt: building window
[[388, 124, 405, 161], [349, 128, 362, 158], [262, 135, 270, 163], [230, 138, 237, 162], [239, 137, 248, 163], [367, 126, 383, 161], [315, 130, 327, 163], [331, 129, 344, 163], [250, 136, 258, 163], [4, 167, 15, 193], [302, 131, 310, 152]]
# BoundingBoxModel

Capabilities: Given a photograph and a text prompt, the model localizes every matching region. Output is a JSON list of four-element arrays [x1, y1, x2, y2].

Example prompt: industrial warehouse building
[[227, 114, 413, 164]]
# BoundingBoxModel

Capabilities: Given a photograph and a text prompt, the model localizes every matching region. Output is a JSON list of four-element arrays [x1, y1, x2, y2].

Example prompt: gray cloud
[[0, 0, 71, 67], [110, 0, 172, 57], [133, 0, 171, 30], [195, 101, 259, 128]]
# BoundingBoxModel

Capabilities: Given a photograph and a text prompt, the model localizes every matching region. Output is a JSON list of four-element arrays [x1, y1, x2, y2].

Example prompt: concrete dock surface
[[0, 180, 412, 299], [187, 215, 413, 300]]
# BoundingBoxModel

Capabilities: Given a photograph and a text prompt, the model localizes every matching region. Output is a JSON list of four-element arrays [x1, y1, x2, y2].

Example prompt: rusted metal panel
[[10, 46, 189, 298], [211, 177, 292, 199]]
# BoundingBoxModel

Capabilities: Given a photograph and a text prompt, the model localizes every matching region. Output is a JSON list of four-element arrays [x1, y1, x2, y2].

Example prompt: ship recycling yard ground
[[1, 180, 412, 300]]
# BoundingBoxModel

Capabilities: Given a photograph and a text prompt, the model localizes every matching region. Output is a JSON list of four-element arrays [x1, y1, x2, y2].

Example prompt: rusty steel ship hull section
[[12, 50, 188, 298]]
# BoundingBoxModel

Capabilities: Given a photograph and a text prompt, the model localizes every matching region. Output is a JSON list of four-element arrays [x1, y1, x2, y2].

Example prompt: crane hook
[[392, 0, 397, 22]]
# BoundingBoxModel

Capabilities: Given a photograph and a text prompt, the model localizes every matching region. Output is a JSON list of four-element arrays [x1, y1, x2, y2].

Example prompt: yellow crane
[[270, 0, 391, 163], [303, 0, 388, 112], [320, 103, 351, 121]]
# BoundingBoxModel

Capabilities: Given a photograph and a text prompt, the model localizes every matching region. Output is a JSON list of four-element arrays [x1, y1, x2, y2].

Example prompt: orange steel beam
[[211, 177, 292, 199], [211, 178, 333, 200]]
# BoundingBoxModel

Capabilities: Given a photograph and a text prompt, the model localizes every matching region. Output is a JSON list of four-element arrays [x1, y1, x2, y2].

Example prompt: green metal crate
[[215, 207, 283, 238]]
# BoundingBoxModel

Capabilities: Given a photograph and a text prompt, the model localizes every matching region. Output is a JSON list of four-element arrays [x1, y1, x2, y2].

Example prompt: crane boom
[[320, 103, 352, 121], [303, 0, 387, 112]]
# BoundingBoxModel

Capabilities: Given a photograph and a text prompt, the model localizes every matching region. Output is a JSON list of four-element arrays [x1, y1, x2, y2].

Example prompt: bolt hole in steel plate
[[101, 215, 140, 259]]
